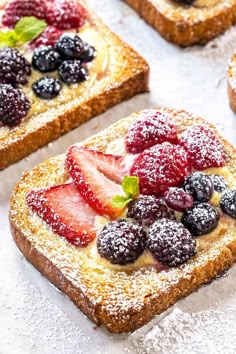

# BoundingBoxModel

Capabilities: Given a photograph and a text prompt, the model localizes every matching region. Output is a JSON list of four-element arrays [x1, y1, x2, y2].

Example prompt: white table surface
[[1, 1, 236, 353]]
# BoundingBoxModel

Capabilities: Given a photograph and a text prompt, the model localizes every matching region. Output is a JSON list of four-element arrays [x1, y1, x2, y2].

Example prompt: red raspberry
[[130, 144, 191, 195], [125, 110, 178, 154], [46, 0, 87, 30], [2, 0, 47, 27], [180, 125, 226, 170], [31, 26, 62, 48]]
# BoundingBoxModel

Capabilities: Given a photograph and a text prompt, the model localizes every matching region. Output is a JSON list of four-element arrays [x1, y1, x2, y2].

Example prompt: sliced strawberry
[[66, 146, 125, 219], [26, 183, 97, 247]]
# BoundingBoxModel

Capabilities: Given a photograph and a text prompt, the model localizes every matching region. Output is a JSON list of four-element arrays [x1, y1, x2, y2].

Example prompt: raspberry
[[31, 26, 62, 48], [164, 187, 194, 211], [127, 195, 175, 226], [2, 0, 47, 27], [130, 144, 191, 195], [0, 47, 31, 86], [0, 84, 31, 126], [58, 60, 88, 85], [32, 77, 62, 99], [180, 125, 226, 170], [32, 46, 62, 73], [147, 219, 196, 267], [125, 110, 178, 154], [183, 172, 214, 202], [97, 219, 146, 265], [46, 0, 87, 30], [220, 189, 236, 218], [182, 203, 219, 236]]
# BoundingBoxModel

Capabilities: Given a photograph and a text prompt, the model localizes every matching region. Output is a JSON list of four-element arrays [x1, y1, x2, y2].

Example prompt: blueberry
[[220, 189, 236, 218], [210, 174, 228, 192], [164, 187, 194, 211], [58, 60, 88, 85], [56, 33, 84, 59], [80, 43, 96, 62], [32, 46, 62, 73], [32, 77, 62, 99], [183, 172, 214, 202]]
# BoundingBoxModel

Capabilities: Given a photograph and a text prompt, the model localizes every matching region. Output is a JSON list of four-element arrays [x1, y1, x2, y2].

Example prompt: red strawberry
[[46, 0, 87, 30], [31, 26, 62, 48], [2, 0, 47, 27], [66, 146, 124, 219], [130, 143, 191, 195], [180, 125, 226, 170], [26, 183, 97, 247], [125, 110, 178, 154]]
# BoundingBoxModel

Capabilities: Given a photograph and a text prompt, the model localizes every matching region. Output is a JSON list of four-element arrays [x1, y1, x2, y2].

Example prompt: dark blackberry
[[0, 84, 31, 126], [97, 219, 146, 265], [80, 43, 96, 62], [183, 172, 214, 202], [164, 187, 194, 211], [58, 60, 88, 85], [182, 203, 219, 236], [210, 174, 228, 192], [173, 0, 194, 4], [220, 189, 236, 218], [0, 47, 31, 86], [147, 219, 196, 267], [32, 77, 62, 99], [56, 33, 84, 59], [32, 46, 62, 73], [127, 195, 175, 226]]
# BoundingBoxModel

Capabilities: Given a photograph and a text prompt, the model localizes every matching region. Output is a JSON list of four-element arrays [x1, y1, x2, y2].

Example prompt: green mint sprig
[[0, 16, 47, 48], [111, 176, 140, 209]]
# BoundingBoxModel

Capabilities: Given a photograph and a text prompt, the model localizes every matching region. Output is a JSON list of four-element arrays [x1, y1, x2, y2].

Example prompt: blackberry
[[97, 219, 146, 265], [58, 60, 88, 85], [147, 219, 196, 267], [0, 47, 31, 86], [182, 203, 219, 236], [220, 189, 236, 218], [32, 77, 62, 99], [56, 34, 84, 59], [32, 46, 62, 73], [183, 172, 214, 202], [0, 84, 31, 126], [174, 0, 194, 4], [127, 195, 175, 226], [210, 174, 228, 192], [80, 43, 96, 62], [164, 187, 194, 211]]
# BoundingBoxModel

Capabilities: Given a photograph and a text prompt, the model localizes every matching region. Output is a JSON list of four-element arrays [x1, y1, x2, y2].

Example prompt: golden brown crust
[[124, 0, 236, 46], [227, 53, 236, 112], [9, 108, 236, 333], [0, 2, 149, 170]]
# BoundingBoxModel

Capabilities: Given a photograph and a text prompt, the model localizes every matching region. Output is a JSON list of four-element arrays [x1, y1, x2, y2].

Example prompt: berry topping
[[56, 33, 84, 59], [0, 84, 31, 126], [58, 60, 88, 85], [32, 46, 62, 73], [125, 110, 178, 154], [147, 219, 196, 267], [210, 174, 228, 192], [31, 26, 63, 48], [0, 47, 31, 86], [164, 187, 194, 211], [180, 125, 226, 170], [182, 203, 219, 236], [66, 146, 125, 219], [46, 0, 87, 30], [173, 0, 194, 4], [26, 183, 97, 247], [183, 172, 214, 202], [127, 195, 175, 226], [2, 0, 47, 27], [80, 43, 96, 63], [220, 189, 236, 218], [130, 144, 191, 195], [97, 219, 146, 265], [32, 76, 62, 99]]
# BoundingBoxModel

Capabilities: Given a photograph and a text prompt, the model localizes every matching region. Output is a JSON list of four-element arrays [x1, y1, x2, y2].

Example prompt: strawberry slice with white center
[[26, 183, 97, 247], [66, 146, 125, 219]]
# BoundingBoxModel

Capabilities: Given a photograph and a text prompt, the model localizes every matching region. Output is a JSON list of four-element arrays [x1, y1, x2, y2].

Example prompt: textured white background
[[1, 0, 236, 353]]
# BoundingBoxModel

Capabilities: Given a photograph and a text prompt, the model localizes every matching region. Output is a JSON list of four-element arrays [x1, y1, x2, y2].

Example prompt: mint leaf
[[122, 176, 139, 199], [111, 195, 132, 209], [0, 31, 17, 47], [14, 17, 47, 44]]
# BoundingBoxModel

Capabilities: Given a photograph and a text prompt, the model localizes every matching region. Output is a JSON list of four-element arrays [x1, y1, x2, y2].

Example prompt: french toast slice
[[124, 0, 236, 46], [9, 108, 236, 333], [0, 0, 149, 170]]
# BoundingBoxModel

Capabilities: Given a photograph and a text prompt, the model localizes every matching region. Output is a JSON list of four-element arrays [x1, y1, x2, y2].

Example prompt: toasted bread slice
[[124, 0, 236, 46], [228, 53, 236, 112], [9, 108, 236, 333], [0, 0, 149, 170]]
